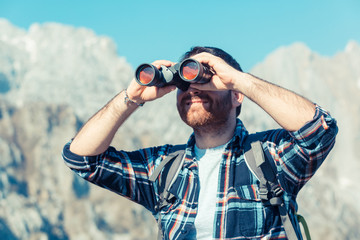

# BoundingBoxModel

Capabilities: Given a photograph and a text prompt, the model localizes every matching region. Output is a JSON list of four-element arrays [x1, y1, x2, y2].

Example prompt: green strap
[[297, 214, 311, 240]]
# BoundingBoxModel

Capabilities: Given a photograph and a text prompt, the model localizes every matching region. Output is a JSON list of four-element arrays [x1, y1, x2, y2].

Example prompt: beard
[[177, 91, 233, 130]]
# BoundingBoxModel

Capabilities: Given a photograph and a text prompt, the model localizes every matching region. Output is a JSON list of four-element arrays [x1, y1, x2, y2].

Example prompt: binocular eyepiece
[[135, 58, 212, 91]]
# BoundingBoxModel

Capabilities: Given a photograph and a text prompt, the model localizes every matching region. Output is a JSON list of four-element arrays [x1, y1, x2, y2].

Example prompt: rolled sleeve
[[62, 141, 96, 172], [268, 105, 338, 194], [289, 105, 338, 149], [62, 141, 162, 212]]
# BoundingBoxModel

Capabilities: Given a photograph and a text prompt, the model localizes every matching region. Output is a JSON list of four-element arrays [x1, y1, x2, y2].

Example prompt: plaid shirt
[[62, 105, 337, 240]]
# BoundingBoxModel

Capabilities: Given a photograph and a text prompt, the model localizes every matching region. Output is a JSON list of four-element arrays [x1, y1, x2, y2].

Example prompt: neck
[[193, 117, 237, 149]]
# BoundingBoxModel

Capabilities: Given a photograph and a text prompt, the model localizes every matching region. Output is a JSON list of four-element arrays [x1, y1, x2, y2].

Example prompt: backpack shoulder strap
[[149, 144, 187, 210], [149, 144, 186, 240], [243, 134, 300, 240], [149, 144, 186, 183]]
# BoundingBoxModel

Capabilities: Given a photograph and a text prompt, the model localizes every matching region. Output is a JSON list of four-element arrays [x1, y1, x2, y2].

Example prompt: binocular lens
[[138, 65, 155, 84], [180, 61, 199, 81], [135, 58, 211, 90]]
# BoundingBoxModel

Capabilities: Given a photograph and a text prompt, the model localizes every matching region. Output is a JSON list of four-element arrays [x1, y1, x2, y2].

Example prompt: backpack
[[149, 135, 311, 240]]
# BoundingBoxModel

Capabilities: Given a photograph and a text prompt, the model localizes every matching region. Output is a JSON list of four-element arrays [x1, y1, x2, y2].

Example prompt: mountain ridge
[[0, 18, 359, 239]]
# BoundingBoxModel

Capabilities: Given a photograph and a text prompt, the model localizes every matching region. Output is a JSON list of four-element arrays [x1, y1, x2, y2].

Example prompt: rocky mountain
[[248, 41, 360, 239], [0, 18, 359, 239]]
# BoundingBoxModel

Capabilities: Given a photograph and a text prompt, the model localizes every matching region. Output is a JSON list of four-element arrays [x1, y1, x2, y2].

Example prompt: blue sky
[[1, 0, 359, 71]]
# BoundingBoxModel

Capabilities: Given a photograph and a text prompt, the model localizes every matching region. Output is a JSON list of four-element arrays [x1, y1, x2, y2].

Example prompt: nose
[[186, 86, 201, 96], [177, 86, 202, 100]]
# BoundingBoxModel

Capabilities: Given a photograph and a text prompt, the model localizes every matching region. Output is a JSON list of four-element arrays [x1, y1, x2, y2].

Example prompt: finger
[[190, 75, 228, 91], [129, 78, 145, 89], [152, 60, 175, 68], [190, 52, 219, 68]]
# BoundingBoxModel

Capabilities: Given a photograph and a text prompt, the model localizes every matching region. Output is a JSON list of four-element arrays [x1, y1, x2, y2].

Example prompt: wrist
[[231, 71, 250, 92], [124, 89, 145, 107], [110, 90, 140, 116]]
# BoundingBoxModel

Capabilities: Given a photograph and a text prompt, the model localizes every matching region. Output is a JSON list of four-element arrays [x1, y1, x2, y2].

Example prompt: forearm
[[70, 90, 139, 156], [235, 72, 316, 131]]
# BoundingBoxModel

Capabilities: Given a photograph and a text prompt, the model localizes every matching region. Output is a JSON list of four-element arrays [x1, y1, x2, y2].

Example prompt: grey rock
[[0, 18, 359, 239]]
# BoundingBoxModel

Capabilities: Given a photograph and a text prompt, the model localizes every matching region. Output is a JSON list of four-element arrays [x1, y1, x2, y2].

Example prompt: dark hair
[[180, 46, 243, 116]]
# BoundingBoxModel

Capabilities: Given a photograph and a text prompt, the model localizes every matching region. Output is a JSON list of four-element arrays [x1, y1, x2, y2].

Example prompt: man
[[62, 47, 338, 239]]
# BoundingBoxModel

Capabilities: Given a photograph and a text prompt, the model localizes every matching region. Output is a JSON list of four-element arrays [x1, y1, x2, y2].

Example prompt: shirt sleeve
[[264, 105, 338, 195], [62, 141, 164, 213]]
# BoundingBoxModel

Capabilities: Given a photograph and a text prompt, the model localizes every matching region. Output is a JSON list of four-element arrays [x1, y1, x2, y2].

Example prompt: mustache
[[181, 93, 211, 103]]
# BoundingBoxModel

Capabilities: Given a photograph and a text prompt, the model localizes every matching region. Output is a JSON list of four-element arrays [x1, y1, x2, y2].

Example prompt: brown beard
[[177, 91, 233, 130]]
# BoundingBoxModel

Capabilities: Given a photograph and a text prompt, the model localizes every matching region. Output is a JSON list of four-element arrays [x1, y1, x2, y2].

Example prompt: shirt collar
[[185, 118, 249, 152]]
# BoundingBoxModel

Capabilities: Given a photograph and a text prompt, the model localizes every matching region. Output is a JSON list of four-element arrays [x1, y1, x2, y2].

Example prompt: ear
[[232, 91, 244, 107]]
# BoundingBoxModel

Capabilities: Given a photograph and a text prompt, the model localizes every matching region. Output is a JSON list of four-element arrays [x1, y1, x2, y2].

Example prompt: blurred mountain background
[[0, 18, 359, 239]]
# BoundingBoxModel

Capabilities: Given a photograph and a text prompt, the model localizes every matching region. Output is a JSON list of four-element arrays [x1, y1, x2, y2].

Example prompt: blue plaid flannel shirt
[[62, 105, 338, 239]]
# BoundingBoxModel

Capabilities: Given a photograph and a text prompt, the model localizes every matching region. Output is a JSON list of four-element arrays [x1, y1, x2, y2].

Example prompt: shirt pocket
[[228, 184, 275, 238]]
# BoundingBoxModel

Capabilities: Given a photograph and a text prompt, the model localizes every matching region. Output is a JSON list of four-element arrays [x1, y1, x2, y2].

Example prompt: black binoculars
[[135, 58, 213, 91]]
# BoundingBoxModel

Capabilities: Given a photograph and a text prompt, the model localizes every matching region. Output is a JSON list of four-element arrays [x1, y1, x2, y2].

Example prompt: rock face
[[0, 18, 359, 239], [248, 41, 360, 239]]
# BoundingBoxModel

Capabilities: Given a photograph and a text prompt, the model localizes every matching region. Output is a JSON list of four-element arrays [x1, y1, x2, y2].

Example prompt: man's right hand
[[126, 60, 177, 105]]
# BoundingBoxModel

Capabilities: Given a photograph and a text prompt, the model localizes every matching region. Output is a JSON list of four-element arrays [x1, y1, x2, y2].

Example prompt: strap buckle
[[271, 185, 283, 197], [259, 185, 283, 202], [259, 187, 269, 201]]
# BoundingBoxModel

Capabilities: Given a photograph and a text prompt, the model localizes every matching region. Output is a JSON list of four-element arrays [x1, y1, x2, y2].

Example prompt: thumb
[[157, 85, 177, 98]]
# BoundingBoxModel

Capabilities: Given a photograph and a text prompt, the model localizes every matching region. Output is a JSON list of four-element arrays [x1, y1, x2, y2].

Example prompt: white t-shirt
[[194, 142, 228, 239]]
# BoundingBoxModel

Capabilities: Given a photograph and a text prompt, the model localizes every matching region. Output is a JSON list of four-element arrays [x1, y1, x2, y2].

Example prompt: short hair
[[180, 46, 243, 116]]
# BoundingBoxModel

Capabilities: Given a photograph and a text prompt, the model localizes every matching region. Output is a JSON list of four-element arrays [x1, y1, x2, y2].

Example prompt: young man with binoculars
[[62, 47, 338, 239]]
